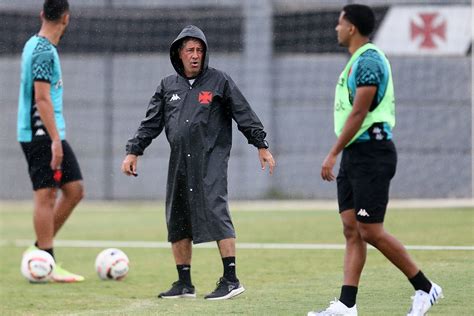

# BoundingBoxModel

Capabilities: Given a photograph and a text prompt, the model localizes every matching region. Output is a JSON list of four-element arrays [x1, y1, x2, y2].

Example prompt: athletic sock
[[339, 285, 358, 308], [35, 242, 55, 260], [222, 256, 238, 282], [409, 270, 432, 293], [176, 264, 192, 286]]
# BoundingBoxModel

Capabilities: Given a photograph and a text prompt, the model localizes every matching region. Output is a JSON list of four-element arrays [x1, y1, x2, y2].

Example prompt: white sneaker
[[308, 298, 358, 316], [407, 282, 443, 316]]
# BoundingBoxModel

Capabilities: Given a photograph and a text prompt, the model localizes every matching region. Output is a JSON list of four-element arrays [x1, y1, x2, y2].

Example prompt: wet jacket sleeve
[[224, 76, 268, 149], [125, 82, 165, 155]]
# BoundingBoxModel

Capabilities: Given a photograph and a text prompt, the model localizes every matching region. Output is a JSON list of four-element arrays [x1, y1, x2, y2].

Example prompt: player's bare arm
[[258, 148, 276, 175], [34, 81, 63, 170], [321, 86, 376, 181]]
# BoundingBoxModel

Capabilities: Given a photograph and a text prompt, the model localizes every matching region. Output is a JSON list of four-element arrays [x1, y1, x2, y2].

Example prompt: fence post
[[242, 0, 274, 198], [103, 0, 114, 200]]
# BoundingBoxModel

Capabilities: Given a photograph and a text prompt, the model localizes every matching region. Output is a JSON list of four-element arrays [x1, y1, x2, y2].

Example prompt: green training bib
[[334, 43, 395, 146]]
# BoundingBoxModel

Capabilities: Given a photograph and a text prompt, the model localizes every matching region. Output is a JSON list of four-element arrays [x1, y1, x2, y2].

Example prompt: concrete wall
[[1, 54, 471, 199]]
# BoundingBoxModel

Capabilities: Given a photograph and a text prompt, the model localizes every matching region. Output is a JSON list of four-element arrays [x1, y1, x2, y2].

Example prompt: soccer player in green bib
[[308, 4, 443, 316]]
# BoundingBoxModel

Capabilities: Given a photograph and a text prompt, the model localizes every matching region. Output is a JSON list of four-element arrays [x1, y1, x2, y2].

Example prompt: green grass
[[0, 202, 473, 315]]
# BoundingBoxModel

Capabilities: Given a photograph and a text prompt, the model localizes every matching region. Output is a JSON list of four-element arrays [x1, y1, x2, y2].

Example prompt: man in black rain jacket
[[121, 25, 275, 300]]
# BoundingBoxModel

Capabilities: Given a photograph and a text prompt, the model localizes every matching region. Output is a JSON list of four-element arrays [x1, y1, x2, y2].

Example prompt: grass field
[[0, 201, 473, 315]]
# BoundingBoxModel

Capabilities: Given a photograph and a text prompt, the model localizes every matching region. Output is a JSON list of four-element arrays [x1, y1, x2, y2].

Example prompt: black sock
[[222, 256, 238, 282], [409, 270, 432, 293], [339, 285, 358, 308], [177, 265, 192, 286], [35, 242, 55, 260]]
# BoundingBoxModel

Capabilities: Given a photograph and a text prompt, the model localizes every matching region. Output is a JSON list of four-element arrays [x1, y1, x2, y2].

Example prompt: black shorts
[[337, 140, 397, 223], [20, 140, 83, 191]]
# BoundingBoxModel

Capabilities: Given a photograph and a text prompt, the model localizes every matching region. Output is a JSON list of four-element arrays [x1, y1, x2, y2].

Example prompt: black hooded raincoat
[[126, 25, 268, 244]]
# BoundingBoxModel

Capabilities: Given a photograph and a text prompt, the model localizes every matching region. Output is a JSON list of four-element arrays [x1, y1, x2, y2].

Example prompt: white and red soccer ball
[[21, 249, 56, 283], [95, 248, 129, 281]]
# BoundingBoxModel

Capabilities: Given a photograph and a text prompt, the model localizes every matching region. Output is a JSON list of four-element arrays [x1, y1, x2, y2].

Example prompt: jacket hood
[[170, 25, 209, 78]]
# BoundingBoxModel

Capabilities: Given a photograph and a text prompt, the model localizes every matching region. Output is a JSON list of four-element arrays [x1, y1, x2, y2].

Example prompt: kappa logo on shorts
[[35, 128, 46, 136], [198, 91, 213, 104], [357, 209, 370, 217]]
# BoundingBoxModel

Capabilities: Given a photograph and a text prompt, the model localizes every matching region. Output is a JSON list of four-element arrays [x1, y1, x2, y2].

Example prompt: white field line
[[67, 299, 157, 316], [4, 239, 474, 251], [1, 199, 473, 212]]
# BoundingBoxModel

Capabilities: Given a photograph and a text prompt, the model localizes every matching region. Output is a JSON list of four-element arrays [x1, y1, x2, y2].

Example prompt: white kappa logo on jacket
[[170, 94, 181, 101]]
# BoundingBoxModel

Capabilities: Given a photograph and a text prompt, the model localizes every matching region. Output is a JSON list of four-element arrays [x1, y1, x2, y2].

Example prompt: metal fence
[[0, 0, 471, 199]]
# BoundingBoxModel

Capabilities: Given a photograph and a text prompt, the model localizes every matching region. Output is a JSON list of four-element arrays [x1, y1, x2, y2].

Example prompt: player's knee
[[342, 223, 360, 241], [358, 226, 382, 245], [35, 188, 57, 208], [64, 182, 85, 204], [74, 183, 85, 203]]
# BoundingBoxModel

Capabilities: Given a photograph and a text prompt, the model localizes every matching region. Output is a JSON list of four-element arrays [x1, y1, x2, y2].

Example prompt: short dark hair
[[342, 4, 375, 36], [179, 37, 205, 50], [43, 0, 69, 21]]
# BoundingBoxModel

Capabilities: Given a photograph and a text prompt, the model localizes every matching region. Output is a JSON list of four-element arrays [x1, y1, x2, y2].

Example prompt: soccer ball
[[95, 248, 129, 280], [21, 249, 56, 283]]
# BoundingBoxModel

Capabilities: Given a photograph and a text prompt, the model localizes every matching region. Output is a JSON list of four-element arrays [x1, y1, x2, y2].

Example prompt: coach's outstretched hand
[[121, 154, 138, 177], [258, 148, 276, 175]]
